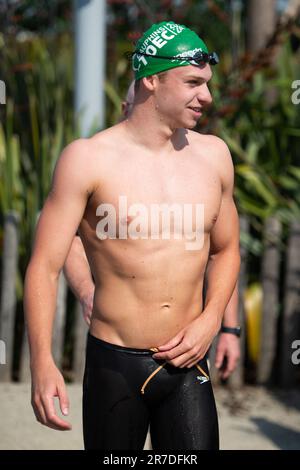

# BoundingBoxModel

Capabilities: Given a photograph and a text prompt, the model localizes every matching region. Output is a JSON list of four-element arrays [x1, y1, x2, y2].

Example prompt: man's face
[[153, 64, 213, 129]]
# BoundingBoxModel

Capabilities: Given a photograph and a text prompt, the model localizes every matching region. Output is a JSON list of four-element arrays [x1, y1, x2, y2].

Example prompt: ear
[[121, 101, 127, 114], [142, 74, 159, 92]]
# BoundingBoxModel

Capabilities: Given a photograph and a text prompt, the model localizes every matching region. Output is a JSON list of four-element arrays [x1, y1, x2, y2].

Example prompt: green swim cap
[[132, 21, 217, 81]]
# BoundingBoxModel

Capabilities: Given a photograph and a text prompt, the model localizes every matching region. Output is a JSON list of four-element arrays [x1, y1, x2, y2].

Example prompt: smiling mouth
[[188, 107, 202, 114]]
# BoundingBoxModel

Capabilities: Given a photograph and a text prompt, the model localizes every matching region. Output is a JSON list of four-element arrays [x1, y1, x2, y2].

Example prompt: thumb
[[157, 331, 185, 351], [57, 383, 70, 416]]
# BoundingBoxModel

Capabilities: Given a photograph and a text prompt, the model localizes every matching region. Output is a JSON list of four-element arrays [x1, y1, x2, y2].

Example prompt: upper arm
[[29, 139, 94, 275], [209, 138, 240, 256]]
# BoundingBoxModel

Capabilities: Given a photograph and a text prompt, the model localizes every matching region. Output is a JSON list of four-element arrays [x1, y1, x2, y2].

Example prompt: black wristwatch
[[220, 326, 241, 337]]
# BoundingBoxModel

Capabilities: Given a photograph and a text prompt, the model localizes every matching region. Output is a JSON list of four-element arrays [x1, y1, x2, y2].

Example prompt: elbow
[[210, 244, 241, 274], [25, 256, 60, 286]]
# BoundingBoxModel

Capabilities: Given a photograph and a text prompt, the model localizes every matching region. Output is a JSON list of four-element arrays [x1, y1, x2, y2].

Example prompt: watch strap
[[220, 326, 241, 337]]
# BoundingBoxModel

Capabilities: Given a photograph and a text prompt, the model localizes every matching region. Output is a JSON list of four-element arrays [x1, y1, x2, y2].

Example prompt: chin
[[184, 120, 198, 129], [172, 117, 196, 129]]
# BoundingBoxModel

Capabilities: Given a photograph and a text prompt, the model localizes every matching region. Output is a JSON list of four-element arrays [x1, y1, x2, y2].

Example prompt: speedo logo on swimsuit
[[197, 375, 209, 384], [95, 195, 204, 251], [133, 23, 185, 71]]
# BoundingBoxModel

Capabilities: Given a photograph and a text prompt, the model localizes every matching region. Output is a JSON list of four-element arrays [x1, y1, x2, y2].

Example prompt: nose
[[197, 84, 212, 107]]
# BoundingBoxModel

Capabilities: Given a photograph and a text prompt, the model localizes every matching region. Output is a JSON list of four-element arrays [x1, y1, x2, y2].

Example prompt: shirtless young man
[[64, 82, 241, 380], [24, 21, 240, 450]]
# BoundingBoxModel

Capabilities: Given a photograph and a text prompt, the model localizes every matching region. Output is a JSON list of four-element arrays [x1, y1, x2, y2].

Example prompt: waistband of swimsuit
[[87, 331, 154, 355]]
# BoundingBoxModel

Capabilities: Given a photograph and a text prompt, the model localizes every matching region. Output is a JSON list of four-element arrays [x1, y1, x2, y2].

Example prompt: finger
[[41, 395, 72, 430], [174, 350, 199, 368], [215, 348, 225, 369], [186, 361, 196, 368], [87, 307, 93, 317], [155, 346, 192, 363], [45, 421, 70, 431], [153, 338, 194, 361], [226, 355, 236, 372], [83, 307, 91, 322], [182, 357, 200, 369], [57, 382, 70, 417], [222, 358, 238, 379], [32, 399, 47, 425], [152, 345, 193, 367], [34, 401, 68, 431], [36, 396, 69, 431], [155, 331, 185, 352], [182, 355, 208, 372], [221, 357, 236, 379], [222, 367, 233, 379], [178, 345, 207, 368], [176, 351, 196, 368]]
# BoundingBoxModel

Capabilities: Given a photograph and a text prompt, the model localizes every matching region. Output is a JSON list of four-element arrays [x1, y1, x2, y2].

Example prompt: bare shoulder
[[56, 137, 94, 168], [59, 124, 120, 165], [187, 130, 234, 189], [89, 122, 125, 148], [56, 124, 122, 172], [51, 136, 103, 197], [187, 130, 231, 158], [53, 124, 126, 196]]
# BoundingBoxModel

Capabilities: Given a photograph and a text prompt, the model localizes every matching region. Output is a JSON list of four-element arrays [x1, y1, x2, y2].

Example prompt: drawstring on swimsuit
[[140, 348, 210, 395]]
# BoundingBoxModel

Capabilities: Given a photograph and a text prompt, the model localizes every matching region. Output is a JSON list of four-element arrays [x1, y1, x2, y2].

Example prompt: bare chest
[[84, 152, 222, 247]]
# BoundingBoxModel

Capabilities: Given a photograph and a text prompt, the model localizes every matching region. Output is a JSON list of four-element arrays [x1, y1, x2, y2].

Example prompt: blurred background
[[0, 0, 300, 450]]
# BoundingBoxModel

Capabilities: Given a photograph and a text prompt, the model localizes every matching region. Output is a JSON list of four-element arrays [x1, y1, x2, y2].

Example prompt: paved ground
[[0, 383, 300, 450]]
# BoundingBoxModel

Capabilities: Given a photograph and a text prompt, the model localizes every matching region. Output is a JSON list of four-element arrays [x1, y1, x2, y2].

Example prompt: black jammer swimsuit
[[82, 332, 219, 450]]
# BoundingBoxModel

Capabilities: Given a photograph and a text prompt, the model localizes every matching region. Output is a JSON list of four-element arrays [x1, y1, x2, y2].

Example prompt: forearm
[[63, 238, 94, 301], [24, 261, 59, 364], [203, 248, 240, 328], [222, 283, 239, 327]]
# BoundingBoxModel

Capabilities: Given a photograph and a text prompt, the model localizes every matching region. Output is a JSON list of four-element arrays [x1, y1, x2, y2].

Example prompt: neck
[[123, 99, 183, 154]]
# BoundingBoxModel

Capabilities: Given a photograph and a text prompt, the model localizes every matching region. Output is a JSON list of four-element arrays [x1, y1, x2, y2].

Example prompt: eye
[[187, 80, 199, 86]]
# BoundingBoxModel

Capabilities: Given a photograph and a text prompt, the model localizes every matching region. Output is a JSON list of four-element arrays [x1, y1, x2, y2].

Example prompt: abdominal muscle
[[88, 237, 210, 349]]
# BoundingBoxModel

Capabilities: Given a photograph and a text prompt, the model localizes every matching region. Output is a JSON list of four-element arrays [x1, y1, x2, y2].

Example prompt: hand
[[215, 332, 240, 379], [31, 358, 72, 431], [80, 288, 94, 326], [152, 314, 220, 368]]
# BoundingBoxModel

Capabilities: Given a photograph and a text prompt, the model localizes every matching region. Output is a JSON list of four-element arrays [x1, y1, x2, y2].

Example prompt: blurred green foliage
[[0, 0, 299, 283]]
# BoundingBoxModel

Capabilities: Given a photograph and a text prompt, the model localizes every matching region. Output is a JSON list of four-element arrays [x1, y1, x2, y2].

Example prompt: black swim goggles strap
[[125, 50, 219, 66]]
